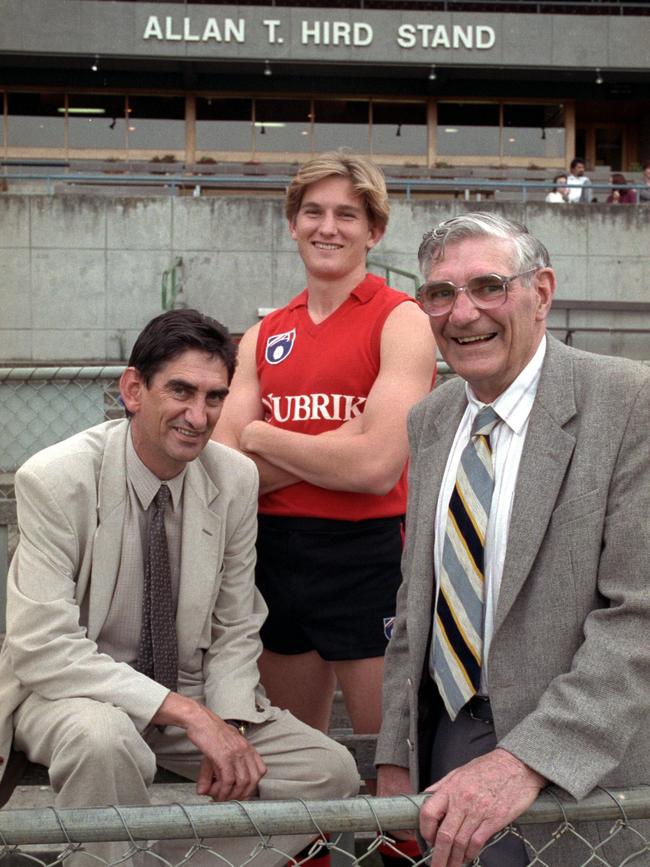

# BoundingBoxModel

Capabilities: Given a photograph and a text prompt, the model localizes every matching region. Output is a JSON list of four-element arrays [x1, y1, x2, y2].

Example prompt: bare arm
[[212, 324, 302, 494], [240, 302, 436, 494]]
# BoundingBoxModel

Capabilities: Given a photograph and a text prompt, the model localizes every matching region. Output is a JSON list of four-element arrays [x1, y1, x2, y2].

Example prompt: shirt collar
[[466, 334, 546, 436], [126, 426, 186, 511], [287, 273, 385, 310]]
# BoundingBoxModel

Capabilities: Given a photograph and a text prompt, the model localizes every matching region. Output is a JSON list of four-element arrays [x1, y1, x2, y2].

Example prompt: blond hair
[[285, 151, 389, 231]]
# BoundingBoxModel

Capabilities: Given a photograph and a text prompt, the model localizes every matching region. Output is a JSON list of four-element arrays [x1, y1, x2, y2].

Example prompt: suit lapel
[[176, 460, 222, 665], [87, 422, 129, 640], [494, 337, 577, 633]]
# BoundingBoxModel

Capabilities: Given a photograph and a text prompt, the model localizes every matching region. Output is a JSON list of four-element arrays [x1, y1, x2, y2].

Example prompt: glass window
[[67, 94, 127, 150], [595, 128, 622, 171], [437, 103, 499, 157], [196, 98, 253, 153], [313, 100, 369, 152], [372, 102, 427, 156], [7, 92, 64, 149], [254, 99, 311, 153], [503, 104, 565, 159], [126, 95, 185, 152]]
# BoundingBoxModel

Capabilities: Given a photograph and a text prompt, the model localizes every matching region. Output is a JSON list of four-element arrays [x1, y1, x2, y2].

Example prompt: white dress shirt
[[433, 335, 547, 694]]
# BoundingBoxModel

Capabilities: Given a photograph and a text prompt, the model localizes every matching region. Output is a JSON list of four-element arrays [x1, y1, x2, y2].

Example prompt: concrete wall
[[1, 193, 650, 363]]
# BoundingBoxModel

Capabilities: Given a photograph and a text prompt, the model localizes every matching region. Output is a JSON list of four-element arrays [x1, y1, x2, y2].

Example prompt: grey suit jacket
[[376, 336, 650, 863], [0, 419, 273, 781]]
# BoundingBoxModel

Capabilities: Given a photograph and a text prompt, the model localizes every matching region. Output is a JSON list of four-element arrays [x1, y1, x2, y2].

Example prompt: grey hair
[[418, 212, 551, 282]]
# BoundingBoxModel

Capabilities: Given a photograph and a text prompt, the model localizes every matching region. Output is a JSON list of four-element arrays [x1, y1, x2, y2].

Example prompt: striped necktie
[[431, 405, 501, 720]]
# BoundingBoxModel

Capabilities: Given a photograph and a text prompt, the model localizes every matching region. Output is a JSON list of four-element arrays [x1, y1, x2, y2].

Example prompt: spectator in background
[[607, 172, 637, 204], [544, 174, 569, 203], [638, 160, 650, 202], [566, 157, 593, 203]]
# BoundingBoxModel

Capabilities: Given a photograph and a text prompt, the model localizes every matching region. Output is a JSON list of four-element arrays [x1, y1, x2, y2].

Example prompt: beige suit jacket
[[376, 336, 650, 863], [0, 419, 272, 781]]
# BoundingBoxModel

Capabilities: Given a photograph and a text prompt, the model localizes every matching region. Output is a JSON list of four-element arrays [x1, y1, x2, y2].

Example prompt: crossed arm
[[213, 302, 437, 495]]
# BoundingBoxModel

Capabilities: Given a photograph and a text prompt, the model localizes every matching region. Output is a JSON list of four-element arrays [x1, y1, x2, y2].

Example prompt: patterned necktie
[[136, 484, 178, 692], [431, 405, 501, 720]]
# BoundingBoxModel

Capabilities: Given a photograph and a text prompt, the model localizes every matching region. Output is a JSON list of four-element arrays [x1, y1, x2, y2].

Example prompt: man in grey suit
[[0, 309, 358, 865], [375, 213, 650, 866]]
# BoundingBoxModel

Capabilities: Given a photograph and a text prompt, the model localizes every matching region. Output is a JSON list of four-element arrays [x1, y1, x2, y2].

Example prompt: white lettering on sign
[[263, 19, 283, 44], [142, 15, 495, 51], [301, 20, 373, 46], [396, 23, 495, 49], [143, 15, 246, 44]]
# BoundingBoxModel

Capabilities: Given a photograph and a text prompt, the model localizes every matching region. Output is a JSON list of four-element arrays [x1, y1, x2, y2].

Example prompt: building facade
[[1, 0, 649, 172]]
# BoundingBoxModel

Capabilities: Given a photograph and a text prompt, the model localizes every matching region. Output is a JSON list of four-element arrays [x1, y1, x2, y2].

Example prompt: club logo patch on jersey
[[265, 329, 296, 365]]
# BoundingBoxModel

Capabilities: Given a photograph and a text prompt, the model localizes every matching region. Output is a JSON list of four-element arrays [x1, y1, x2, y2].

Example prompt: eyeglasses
[[417, 268, 539, 317]]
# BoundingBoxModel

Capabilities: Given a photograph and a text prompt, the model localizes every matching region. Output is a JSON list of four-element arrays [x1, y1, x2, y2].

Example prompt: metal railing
[[4, 169, 650, 203], [1, 789, 649, 866]]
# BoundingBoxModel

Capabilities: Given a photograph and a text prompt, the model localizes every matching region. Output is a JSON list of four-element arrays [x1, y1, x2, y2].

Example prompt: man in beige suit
[[376, 213, 650, 866], [0, 309, 358, 864]]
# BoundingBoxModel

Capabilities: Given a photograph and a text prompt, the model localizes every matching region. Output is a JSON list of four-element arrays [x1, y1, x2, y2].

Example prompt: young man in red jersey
[[214, 153, 435, 787]]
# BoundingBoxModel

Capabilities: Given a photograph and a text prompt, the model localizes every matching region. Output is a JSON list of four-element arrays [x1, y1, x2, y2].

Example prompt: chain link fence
[[1, 789, 650, 867], [0, 367, 125, 480]]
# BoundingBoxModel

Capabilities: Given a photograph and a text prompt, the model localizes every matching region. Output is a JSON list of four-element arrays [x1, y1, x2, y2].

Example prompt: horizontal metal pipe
[[1, 789, 649, 846], [0, 366, 125, 382]]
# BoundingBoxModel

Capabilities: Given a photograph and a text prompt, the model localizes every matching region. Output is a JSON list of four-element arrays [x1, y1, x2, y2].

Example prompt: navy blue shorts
[[255, 514, 404, 661]]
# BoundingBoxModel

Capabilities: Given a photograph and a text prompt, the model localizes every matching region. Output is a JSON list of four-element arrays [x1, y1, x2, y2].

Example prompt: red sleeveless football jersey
[[256, 273, 420, 520]]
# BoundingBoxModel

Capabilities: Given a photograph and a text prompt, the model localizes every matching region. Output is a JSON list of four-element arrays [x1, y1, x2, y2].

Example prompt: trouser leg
[[14, 694, 157, 867], [429, 710, 529, 867], [151, 708, 360, 867]]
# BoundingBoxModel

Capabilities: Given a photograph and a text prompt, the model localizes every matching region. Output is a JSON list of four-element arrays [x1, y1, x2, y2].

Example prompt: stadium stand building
[[1, 0, 649, 173]]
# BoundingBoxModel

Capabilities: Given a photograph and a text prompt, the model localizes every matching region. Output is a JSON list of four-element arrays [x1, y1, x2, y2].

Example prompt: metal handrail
[[4, 171, 649, 203], [1, 789, 650, 845]]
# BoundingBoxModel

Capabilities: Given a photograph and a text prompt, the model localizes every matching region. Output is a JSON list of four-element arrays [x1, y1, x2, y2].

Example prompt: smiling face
[[425, 236, 555, 403], [120, 349, 230, 479], [289, 175, 383, 287]]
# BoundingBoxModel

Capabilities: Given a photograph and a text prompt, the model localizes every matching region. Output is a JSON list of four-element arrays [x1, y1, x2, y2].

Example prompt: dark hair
[[643, 160, 650, 171], [128, 308, 237, 385], [611, 172, 629, 191], [553, 174, 568, 187], [570, 158, 585, 171]]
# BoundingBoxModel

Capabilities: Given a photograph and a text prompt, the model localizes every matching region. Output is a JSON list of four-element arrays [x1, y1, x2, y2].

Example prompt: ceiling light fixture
[[91, 55, 99, 72], [264, 60, 272, 77], [58, 107, 106, 115], [428, 64, 437, 81], [595, 67, 604, 85]]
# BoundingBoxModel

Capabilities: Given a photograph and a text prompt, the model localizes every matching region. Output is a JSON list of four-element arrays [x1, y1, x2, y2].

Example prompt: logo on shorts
[[383, 617, 396, 641], [265, 329, 296, 365]]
